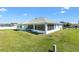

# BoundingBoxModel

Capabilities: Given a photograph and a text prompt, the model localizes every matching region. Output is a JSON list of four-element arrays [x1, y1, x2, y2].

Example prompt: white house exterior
[[17, 17, 62, 34]]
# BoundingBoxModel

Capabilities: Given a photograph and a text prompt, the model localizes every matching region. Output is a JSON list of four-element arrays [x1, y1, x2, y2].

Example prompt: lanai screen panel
[[35, 24, 45, 31], [27, 25, 33, 29], [48, 24, 54, 30]]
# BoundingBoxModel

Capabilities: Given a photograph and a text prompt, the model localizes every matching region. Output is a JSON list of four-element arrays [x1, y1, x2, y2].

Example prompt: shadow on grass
[[48, 49, 54, 52], [14, 29, 41, 35], [26, 30, 42, 35], [14, 29, 20, 31]]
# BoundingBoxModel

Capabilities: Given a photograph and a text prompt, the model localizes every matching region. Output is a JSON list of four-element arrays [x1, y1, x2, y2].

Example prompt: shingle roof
[[26, 17, 57, 24]]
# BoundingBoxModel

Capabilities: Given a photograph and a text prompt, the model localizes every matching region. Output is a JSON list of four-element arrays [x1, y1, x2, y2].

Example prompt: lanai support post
[[45, 23, 48, 34]]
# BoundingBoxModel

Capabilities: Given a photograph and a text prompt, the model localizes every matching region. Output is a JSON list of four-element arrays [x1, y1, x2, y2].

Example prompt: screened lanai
[[25, 17, 62, 34]]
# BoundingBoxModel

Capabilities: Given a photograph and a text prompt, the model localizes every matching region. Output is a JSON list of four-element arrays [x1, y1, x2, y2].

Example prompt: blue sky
[[0, 7, 79, 23]]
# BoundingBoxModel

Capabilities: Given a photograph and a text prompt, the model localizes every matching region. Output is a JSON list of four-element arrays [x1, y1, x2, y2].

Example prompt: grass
[[0, 30, 53, 52], [52, 28, 79, 52], [0, 29, 79, 52]]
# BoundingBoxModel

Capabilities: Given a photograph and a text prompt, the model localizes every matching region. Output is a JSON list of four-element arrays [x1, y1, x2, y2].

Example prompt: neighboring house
[[17, 17, 62, 34], [70, 24, 79, 28], [0, 23, 17, 30], [17, 24, 27, 31]]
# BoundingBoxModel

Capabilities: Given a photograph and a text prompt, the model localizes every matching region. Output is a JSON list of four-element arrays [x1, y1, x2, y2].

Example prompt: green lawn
[[0, 29, 79, 52]]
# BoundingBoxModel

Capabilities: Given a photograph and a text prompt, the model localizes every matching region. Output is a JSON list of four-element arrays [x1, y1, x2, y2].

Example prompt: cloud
[[60, 10, 66, 14], [23, 13, 28, 16], [63, 7, 70, 10], [0, 8, 7, 12], [61, 7, 70, 10], [60, 7, 70, 14]]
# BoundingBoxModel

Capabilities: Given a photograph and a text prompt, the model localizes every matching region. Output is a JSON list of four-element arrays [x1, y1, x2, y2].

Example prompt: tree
[[63, 22, 72, 28], [60, 21, 72, 28]]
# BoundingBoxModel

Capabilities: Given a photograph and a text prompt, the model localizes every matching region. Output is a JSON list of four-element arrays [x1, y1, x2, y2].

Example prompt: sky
[[0, 7, 79, 23]]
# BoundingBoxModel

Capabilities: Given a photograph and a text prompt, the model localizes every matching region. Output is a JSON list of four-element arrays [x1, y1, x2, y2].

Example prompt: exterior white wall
[[46, 29, 60, 34]]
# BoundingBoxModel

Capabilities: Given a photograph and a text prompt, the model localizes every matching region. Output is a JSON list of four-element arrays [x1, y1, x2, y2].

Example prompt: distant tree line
[[60, 21, 72, 28], [60, 21, 79, 29]]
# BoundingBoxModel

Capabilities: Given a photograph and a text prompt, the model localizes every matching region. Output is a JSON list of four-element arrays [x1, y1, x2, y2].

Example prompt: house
[[17, 23, 27, 31], [70, 24, 79, 29], [17, 17, 62, 34], [0, 23, 17, 30]]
